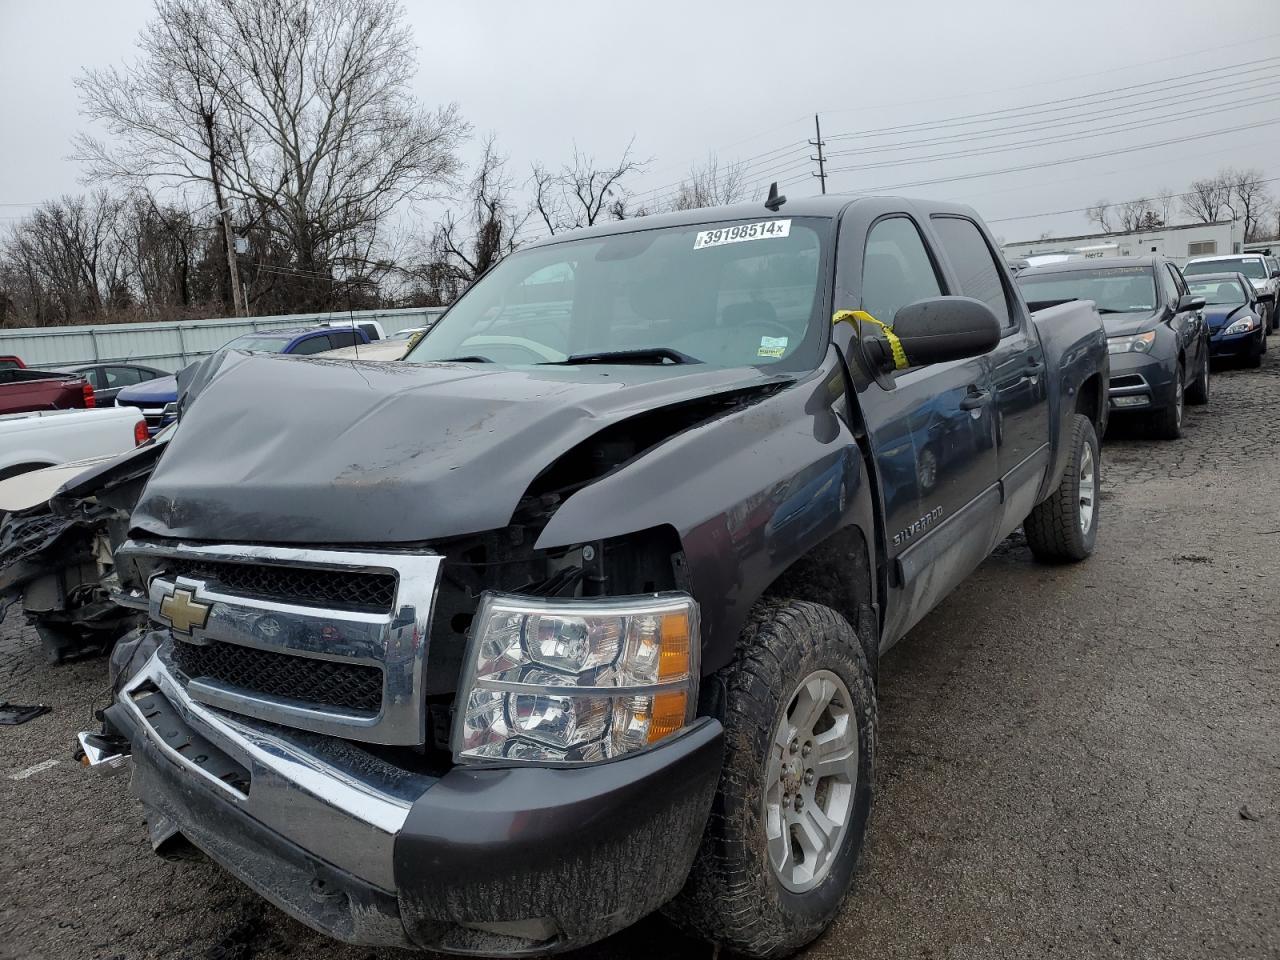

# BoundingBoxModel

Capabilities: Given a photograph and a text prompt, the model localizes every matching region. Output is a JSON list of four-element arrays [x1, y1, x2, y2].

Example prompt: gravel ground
[[2, 342, 1278, 960]]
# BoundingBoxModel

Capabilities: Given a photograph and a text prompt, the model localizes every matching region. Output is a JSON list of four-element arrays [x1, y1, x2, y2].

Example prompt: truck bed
[[0, 369, 93, 416]]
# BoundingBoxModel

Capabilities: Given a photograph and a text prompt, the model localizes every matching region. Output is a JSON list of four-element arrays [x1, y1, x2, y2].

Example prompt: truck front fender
[[535, 359, 878, 675]]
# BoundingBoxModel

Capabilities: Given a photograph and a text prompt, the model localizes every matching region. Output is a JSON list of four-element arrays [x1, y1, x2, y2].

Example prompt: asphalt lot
[[2, 340, 1278, 960]]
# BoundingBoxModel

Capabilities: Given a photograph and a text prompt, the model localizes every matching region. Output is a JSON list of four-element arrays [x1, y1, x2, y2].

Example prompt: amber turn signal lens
[[647, 690, 688, 744], [658, 613, 691, 681]]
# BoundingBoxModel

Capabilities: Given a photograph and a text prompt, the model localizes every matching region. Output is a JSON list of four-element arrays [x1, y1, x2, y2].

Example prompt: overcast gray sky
[[1, 0, 1277, 242]]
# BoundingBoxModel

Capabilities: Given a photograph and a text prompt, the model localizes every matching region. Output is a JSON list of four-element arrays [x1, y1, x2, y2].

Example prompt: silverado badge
[[158, 585, 212, 635]]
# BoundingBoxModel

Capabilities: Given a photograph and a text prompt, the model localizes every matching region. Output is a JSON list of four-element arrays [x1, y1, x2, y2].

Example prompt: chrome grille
[[170, 638, 383, 714], [117, 540, 443, 746], [164, 557, 396, 613]]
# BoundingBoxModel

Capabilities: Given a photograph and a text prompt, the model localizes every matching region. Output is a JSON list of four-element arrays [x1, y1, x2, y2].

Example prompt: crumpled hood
[[1101, 311, 1161, 338], [131, 352, 790, 544], [1204, 303, 1248, 332]]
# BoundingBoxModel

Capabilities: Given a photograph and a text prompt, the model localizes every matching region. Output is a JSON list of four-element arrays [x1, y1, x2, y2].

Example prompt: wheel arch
[[759, 524, 879, 679]]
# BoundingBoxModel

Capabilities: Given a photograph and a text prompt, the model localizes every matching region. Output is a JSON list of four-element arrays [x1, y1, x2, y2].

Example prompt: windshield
[[223, 334, 293, 354], [1188, 278, 1247, 305], [1017, 266, 1156, 313], [405, 217, 829, 369], [1183, 257, 1266, 280]]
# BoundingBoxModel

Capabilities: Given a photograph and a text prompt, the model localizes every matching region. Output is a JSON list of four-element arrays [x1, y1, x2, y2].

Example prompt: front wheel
[[1024, 413, 1100, 563], [1148, 364, 1184, 440], [1244, 336, 1264, 368], [665, 601, 876, 959], [1185, 351, 1210, 406]]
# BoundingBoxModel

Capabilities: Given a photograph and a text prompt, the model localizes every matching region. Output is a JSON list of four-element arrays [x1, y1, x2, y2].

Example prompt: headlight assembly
[[1107, 331, 1157, 355], [453, 592, 699, 764], [1224, 315, 1259, 335]]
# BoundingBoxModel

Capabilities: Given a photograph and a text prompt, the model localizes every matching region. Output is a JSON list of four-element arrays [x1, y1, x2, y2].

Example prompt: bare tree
[[430, 135, 528, 285], [1155, 186, 1177, 225], [1086, 200, 1113, 233], [1117, 198, 1159, 232], [530, 140, 647, 235], [75, 0, 467, 311], [1181, 175, 1233, 224], [669, 154, 748, 211], [0, 192, 131, 325], [1223, 168, 1273, 241]]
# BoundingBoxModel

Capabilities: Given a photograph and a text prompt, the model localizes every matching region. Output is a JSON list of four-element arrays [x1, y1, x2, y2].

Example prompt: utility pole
[[809, 113, 827, 195], [202, 110, 245, 317], [217, 202, 245, 317]]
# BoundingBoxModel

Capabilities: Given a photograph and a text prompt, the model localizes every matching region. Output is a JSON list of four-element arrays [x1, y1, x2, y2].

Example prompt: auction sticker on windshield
[[694, 220, 791, 249]]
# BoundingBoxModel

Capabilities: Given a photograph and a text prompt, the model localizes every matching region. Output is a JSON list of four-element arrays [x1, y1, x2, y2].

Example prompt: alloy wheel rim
[[1079, 443, 1096, 535], [1175, 370, 1184, 426], [764, 669, 859, 893]]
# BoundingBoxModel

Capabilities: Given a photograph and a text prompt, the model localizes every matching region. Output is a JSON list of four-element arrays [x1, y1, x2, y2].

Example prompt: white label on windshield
[[694, 219, 791, 250], [758, 336, 788, 358]]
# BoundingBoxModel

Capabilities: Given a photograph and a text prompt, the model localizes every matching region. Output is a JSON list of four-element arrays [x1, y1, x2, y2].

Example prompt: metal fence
[[0, 306, 446, 372]]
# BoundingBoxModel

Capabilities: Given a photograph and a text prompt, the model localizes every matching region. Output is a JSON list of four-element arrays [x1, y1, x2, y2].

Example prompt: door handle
[[959, 388, 992, 410]]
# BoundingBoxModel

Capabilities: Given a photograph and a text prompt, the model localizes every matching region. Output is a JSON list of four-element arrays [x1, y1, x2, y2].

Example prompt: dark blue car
[[1185, 272, 1269, 368], [116, 326, 369, 433]]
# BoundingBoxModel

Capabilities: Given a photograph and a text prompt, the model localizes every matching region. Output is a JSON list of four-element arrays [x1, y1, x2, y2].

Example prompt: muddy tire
[[664, 601, 876, 959], [1024, 413, 1100, 564]]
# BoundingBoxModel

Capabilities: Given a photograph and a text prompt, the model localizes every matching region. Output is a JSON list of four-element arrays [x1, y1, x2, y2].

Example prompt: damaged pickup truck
[[83, 196, 1108, 958]]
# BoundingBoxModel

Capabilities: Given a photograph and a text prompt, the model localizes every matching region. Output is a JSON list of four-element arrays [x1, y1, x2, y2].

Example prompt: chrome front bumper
[[118, 651, 433, 891]]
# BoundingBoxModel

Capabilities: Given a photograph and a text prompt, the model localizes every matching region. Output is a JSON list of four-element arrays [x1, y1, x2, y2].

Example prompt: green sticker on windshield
[[758, 336, 788, 358]]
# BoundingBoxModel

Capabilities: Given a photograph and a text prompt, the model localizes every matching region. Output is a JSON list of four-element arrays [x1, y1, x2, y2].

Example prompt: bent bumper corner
[[111, 659, 723, 956], [393, 718, 724, 955]]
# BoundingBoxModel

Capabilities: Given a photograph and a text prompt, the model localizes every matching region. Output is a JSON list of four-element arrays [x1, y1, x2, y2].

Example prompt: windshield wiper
[[439, 355, 492, 363], [542, 347, 702, 366], [1095, 308, 1131, 314]]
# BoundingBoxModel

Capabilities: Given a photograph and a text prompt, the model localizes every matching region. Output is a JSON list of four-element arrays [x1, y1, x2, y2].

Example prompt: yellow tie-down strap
[[833, 309, 908, 370]]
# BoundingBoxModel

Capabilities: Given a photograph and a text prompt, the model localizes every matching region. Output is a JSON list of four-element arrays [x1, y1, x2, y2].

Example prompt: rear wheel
[[666, 601, 876, 959], [1024, 413, 1100, 563]]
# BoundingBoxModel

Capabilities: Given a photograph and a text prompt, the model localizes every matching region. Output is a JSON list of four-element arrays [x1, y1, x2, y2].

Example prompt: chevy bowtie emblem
[[159, 585, 212, 634]]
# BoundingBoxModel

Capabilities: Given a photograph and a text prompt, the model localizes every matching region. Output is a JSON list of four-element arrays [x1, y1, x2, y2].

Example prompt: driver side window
[[861, 217, 943, 326]]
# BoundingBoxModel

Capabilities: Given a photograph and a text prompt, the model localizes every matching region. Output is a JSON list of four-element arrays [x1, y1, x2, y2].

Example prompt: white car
[[0, 406, 148, 482], [1183, 255, 1280, 331]]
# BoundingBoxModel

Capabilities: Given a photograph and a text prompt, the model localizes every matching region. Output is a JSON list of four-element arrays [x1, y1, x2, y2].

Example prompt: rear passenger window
[[291, 335, 334, 355], [861, 217, 943, 324], [328, 330, 359, 349], [931, 216, 1014, 328]]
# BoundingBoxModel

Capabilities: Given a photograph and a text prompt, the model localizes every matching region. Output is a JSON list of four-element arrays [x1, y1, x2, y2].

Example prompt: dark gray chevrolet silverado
[[81, 195, 1108, 958]]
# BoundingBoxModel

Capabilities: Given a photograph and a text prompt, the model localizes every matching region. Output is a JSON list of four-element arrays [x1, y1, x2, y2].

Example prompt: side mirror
[[1258, 291, 1276, 304], [1177, 294, 1206, 312], [864, 297, 1002, 371], [1270, 269, 1279, 279]]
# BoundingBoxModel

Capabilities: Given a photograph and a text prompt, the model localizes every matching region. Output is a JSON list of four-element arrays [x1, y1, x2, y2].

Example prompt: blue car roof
[[115, 374, 178, 403]]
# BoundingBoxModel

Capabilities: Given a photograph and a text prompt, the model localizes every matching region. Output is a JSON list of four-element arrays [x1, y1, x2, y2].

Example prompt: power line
[[822, 72, 1280, 158], [823, 89, 1280, 176], [985, 177, 1280, 226], [814, 31, 1280, 120], [824, 116, 1280, 195], [823, 55, 1280, 142]]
